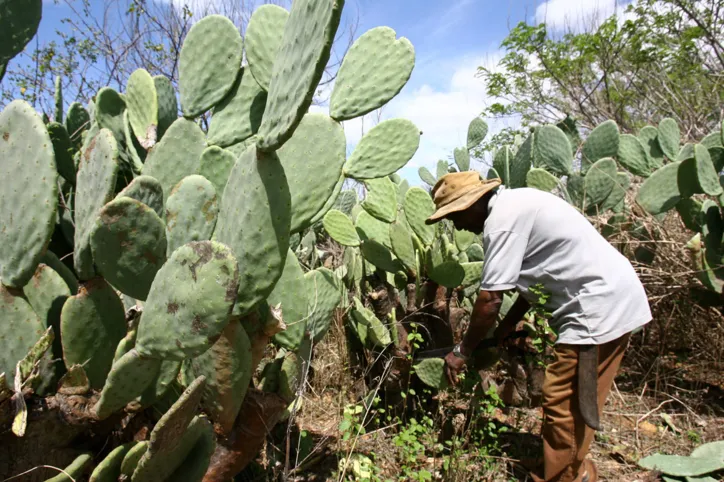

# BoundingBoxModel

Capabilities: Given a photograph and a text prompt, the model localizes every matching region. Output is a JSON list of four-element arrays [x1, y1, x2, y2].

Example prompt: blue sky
[[33, 0, 624, 185]]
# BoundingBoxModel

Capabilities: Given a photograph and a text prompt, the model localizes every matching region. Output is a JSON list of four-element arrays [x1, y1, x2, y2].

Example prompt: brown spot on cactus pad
[[167, 302, 179, 314]]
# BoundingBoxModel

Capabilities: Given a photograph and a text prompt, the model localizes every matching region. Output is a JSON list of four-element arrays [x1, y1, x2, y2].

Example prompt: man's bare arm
[[494, 294, 530, 343], [459, 290, 503, 357]]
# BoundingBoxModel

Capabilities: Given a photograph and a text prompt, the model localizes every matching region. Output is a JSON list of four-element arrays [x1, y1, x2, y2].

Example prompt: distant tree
[[477, 0, 724, 150]]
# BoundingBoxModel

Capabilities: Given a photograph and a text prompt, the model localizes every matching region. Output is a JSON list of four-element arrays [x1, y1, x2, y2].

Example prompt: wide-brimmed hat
[[425, 171, 501, 225]]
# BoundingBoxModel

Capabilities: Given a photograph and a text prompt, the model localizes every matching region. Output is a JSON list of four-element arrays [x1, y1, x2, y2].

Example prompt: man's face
[[446, 209, 484, 234]]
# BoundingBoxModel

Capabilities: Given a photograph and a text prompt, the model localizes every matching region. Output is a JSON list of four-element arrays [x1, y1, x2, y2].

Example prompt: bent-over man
[[424, 171, 651, 482]]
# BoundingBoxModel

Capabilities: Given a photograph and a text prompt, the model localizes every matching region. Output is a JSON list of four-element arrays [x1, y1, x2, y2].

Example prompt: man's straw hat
[[425, 172, 502, 225]]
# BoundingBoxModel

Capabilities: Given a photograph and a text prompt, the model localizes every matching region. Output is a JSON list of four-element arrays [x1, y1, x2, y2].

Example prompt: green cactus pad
[[361, 240, 404, 274], [362, 177, 398, 223], [390, 221, 416, 274], [259, 358, 283, 393], [687, 233, 723, 293], [90, 442, 137, 482], [510, 133, 533, 188], [404, 187, 435, 246], [214, 145, 291, 315], [270, 249, 310, 350], [122, 110, 146, 173], [116, 175, 164, 219], [437, 159, 449, 179], [54, 76, 63, 123], [153, 75, 177, 139], [454, 147, 470, 172], [307, 175, 344, 226], [493, 146, 512, 186], [133, 379, 208, 482], [525, 168, 558, 192], [207, 67, 267, 147], [454, 229, 475, 252], [701, 201, 723, 264], [47, 122, 75, 184], [330, 27, 414, 121], [429, 260, 465, 288], [355, 210, 392, 248], [305, 268, 341, 342], [165, 175, 218, 256], [90, 197, 166, 300], [135, 241, 239, 360], [61, 278, 126, 389], [245, 4, 289, 91], [74, 128, 120, 280], [658, 118, 680, 160], [352, 297, 391, 347], [277, 113, 346, 232], [638, 125, 664, 169], [0, 285, 45, 388], [414, 358, 447, 389], [418, 166, 437, 186], [466, 243, 484, 262], [178, 15, 243, 117], [94, 87, 137, 176], [534, 124, 572, 176], [677, 143, 696, 162], [0, 100, 58, 288], [143, 118, 207, 202], [256, 0, 343, 151], [636, 160, 700, 214], [694, 144, 723, 196], [40, 250, 78, 294], [65, 102, 90, 148], [599, 172, 630, 213], [638, 454, 724, 476], [397, 179, 410, 205], [690, 440, 724, 459], [676, 198, 703, 231], [126, 68, 158, 149], [467, 118, 488, 149], [461, 261, 484, 287], [138, 359, 181, 407], [343, 118, 420, 180], [584, 157, 617, 207], [0, 0, 41, 64], [617, 134, 650, 177], [45, 453, 92, 482], [166, 421, 216, 482], [582, 120, 619, 169], [94, 349, 161, 419], [198, 146, 236, 201], [324, 209, 360, 246], [487, 167, 500, 180], [278, 352, 301, 403], [120, 442, 148, 478], [183, 320, 251, 435]]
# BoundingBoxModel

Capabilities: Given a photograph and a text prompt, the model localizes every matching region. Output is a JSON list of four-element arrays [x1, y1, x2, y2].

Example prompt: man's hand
[[444, 351, 466, 386]]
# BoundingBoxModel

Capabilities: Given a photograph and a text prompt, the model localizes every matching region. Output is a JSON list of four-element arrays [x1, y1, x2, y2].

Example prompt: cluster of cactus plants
[[0, 0, 426, 479]]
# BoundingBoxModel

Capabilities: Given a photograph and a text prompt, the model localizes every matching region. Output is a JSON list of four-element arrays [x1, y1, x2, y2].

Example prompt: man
[[425, 171, 651, 482]]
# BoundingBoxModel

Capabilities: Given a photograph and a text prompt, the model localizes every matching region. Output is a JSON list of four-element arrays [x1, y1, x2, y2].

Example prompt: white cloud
[[534, 0, 630, 32]]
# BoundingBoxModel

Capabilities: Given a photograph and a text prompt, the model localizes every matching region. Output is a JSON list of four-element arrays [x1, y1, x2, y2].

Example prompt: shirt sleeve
[[480, 230, 527, 291]]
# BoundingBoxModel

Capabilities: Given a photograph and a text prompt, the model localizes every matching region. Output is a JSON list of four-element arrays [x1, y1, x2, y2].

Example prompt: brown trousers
[[532, 332, 631, 482]]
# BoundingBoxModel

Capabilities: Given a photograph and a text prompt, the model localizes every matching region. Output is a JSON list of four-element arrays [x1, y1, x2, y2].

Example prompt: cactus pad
[[599, 172, 630, 213], [493, 146, 512, 186], [361, 240, 404, 274], [584, 157, 617, 207], [182, 320, 251, 435], [352, 297, 391, 347], [0, 0, 42, 65], [324, 209, 360, 246], [414, 358, 447, 389], [437, 159, 449, 179], [658, 118, 680, 160], [461, 261, 484, 287], [198, 146, 236, 200], [138, 359, 181, 407], [525, 168, 558, 192], [40, 250, 78, 294], [74, 128, 119, 279], [47, 122, 75, 184], [213, 145, 291, 314], [90, 442, 136, 482], [404, 187, 435, 246], [305, 268, 341, 342], [694, 144, 723, 196], [638, 125, 664, 169], [308, 174, 344, 225], [418, 166, 436, 186], [94, 349, 162, 419], [126, 68, 158, 149], [454, 229, 475, 252], [390, 221, 416, 274], [0, 285, 45, 388], [467, 118, 488, 149], [90, 197, 167, 300], [271, 249, 310, 350], [167, 421, 216, 482], [343, 118, 420, 179], [0, 100, 58, 287], [330, 27, 414, 121], [46, 453, 92, 482], [278, 352, 301, 403], [165, 175, 218, 256], [116, 175, 164, 219], [362, 176, 398, 223], [534, 124, 572, 176], [277, 113, 346, 232], [256, 0, 343, 151], [65, 102, 90, 148], [636, 161, 694, 214], [690, 440, 724, 459], [355, 211, 392, 248], [510, 133, 533, 188], [60, 278, 126, 389], [178, 15, 243, 117], [153, 75, 177, 139], [207, 67, 267, 147], [143, 118, 207, 202], [135, 241, 239, 360], [454, 147, 470, 172], [429, 260, 465, 288], [582, 120, 619, 168], [617, 134, 650, 177], [245, 4, 289, 91], [120, 442, 148, 478], [676, 198, 703, 232], [638, 454, 724, 477]]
